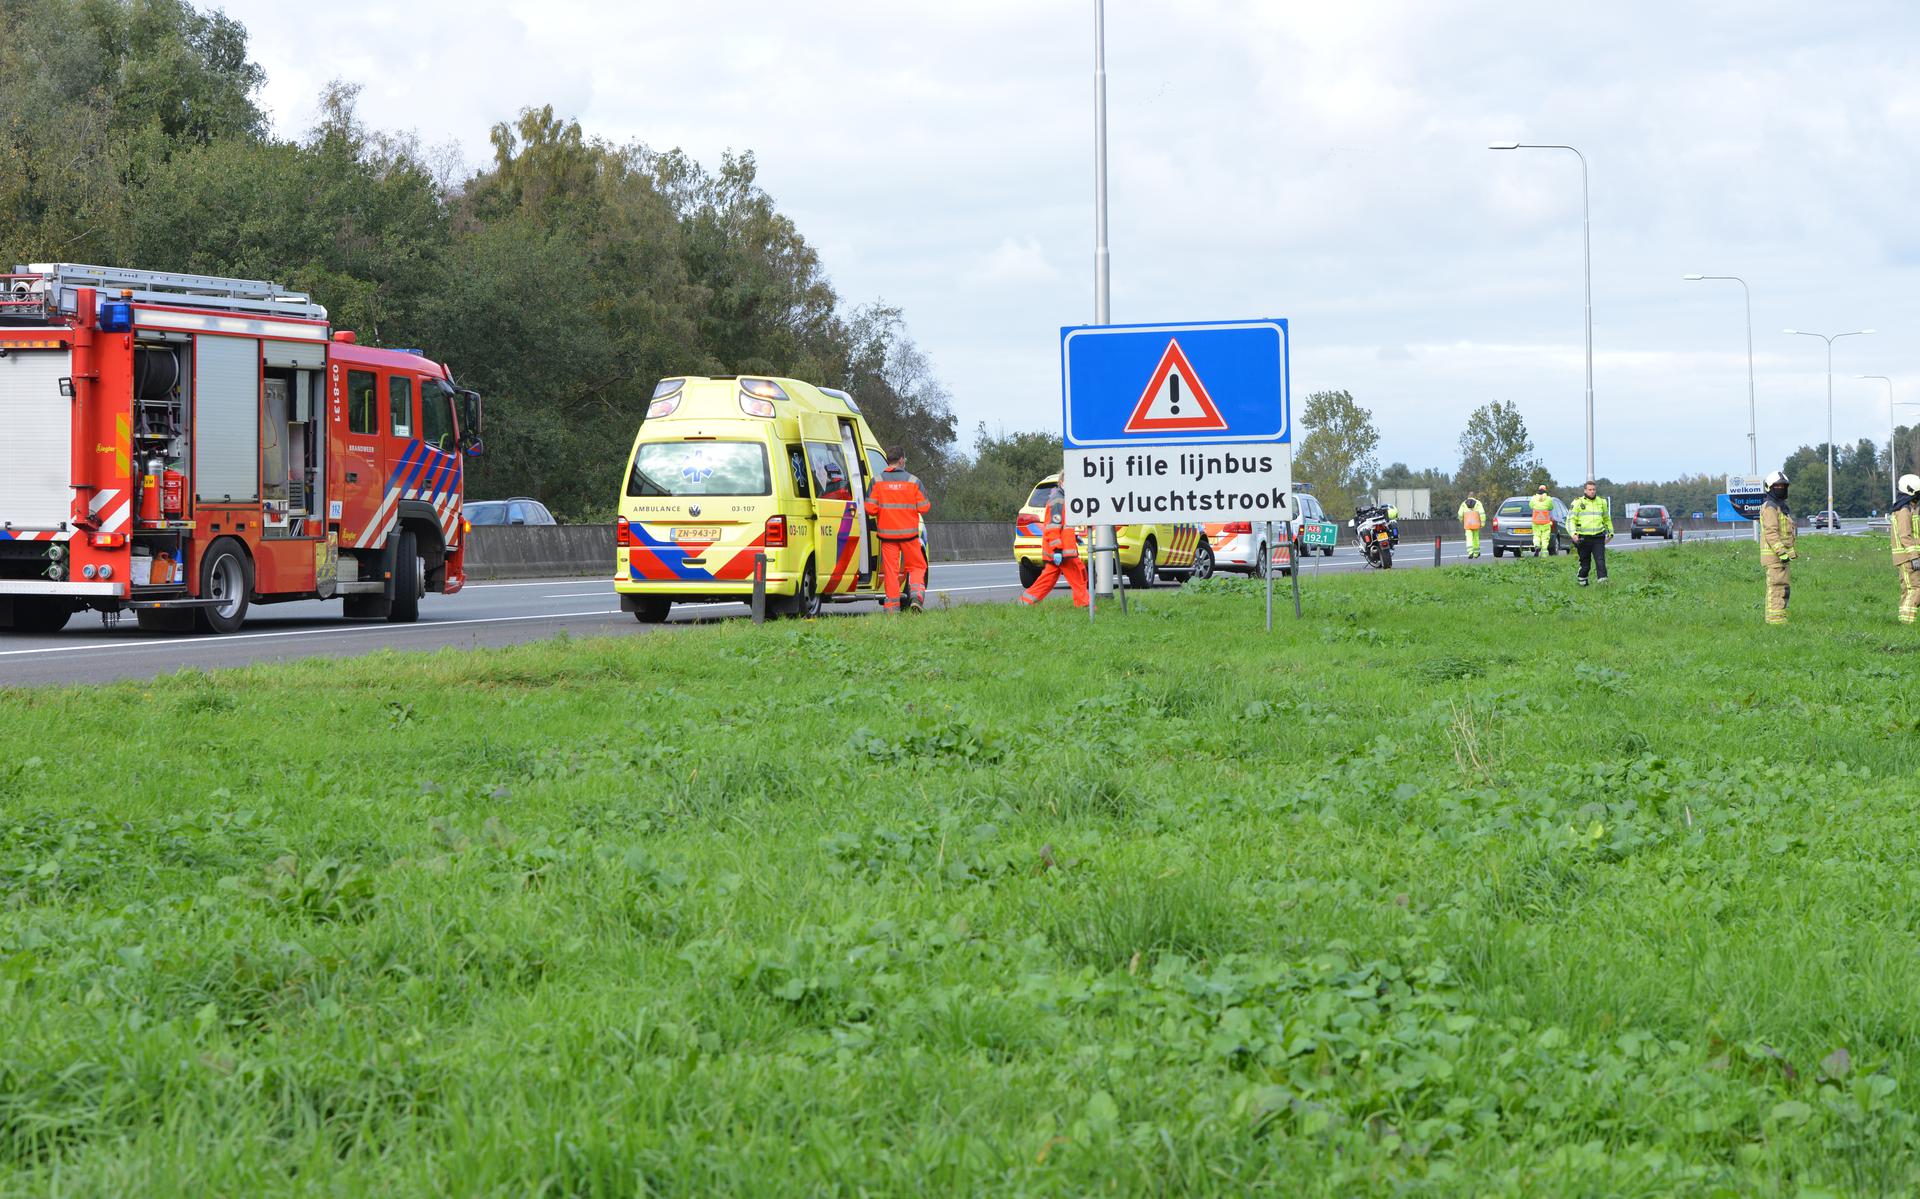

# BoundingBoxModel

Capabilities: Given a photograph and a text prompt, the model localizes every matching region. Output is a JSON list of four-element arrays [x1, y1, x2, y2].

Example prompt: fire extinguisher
[[162, 469, 184, 517], [139, 457, 163, 524]]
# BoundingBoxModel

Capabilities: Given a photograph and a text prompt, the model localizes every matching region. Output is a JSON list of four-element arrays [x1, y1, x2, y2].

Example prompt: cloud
[[220, 0, 1920, 480], [964, 237, 1061, 288]]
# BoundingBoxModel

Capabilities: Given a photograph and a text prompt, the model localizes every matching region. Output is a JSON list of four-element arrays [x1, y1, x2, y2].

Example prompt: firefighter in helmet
[[1758, 470, 1796, 625], [1528, 484, 1555, 555], [1020, 483, 1090, 607], [1893, 473, 1920, 624]]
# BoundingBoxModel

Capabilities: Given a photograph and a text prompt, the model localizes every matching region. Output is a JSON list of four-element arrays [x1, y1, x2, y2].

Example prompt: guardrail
[[464, 521, 1016, 581]]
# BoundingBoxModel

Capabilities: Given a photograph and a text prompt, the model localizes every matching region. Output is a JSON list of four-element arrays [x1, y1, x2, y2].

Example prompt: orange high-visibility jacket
[[870, 466, 930, 540], [1042, 496, 1080, 558]]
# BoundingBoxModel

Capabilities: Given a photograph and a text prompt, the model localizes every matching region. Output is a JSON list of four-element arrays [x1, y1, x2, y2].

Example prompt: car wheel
[[782, 558, 821, 619], [194, 540, 252, 634], [1321, 544, 1334, 557], [1127, 539, 1157, 588], [1253, 544, 1268, 579], [1018, 560, 1041, 589], [386, 531, 423, 624], [1632, 531, 1641, 540], [1188, 542, 1215, 580], [5, 597, 73, 633], [632, 597, 671, 623]]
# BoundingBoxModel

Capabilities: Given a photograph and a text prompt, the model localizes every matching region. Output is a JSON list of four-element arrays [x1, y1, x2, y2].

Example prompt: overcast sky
[[225, 0, 1920, 484]]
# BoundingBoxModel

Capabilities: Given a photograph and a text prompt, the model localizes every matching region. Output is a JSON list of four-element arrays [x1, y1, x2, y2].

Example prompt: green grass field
[[3, 537, 1917, 1196]]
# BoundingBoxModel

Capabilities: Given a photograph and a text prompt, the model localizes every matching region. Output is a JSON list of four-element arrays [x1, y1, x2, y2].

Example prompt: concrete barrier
[[465, 521, 1015, 580]]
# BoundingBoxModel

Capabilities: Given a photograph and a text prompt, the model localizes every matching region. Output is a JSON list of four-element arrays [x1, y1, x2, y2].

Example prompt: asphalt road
[[0, 528, 1756, 687]]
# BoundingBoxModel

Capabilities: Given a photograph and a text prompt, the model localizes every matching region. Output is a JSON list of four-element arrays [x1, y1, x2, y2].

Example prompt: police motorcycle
[[1352, 504, 1397, 569]]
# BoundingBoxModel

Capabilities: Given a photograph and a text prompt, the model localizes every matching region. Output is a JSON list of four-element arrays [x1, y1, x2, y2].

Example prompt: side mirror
[[457, 388, 484, 450], [464, 437, 484, 458]]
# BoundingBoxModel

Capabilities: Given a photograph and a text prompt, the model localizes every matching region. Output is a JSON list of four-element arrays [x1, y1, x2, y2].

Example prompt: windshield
[[627, 441, 770, 497], [466, 501, 507, 526], [1639, 507, 1665, 518], [1498, 500, 1529, 516], [1026, 485, 1059, 508]]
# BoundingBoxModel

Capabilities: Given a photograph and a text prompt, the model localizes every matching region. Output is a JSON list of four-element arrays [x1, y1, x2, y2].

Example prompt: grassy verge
[[2, 537, 1917, 1195]]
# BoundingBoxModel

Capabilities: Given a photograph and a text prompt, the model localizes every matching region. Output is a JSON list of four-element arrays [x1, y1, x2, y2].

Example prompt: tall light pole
[[1785, 328, 1873, 528], [1490, 141, 1594, 483], [1684, 274, 1757, 474], [1090, 0, 1116, 598], [1859, 375, 1919, 506]]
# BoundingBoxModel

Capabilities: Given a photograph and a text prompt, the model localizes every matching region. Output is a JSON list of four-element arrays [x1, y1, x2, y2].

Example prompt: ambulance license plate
[[674, 526, 721, 542]]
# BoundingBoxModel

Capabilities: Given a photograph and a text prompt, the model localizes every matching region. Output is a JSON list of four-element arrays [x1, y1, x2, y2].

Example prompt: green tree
[[1456, 400, 1551, 501], [937, 426, 1063, 521], [1293, 390, 1380, 517]]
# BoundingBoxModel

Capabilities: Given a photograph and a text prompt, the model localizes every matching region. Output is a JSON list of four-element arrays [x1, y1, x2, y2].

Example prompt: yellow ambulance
[[1013, 473, 1211, 588], [615, 376, 903, 620]]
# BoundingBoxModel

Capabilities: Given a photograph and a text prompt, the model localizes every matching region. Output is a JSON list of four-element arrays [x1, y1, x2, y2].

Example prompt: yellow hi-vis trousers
[[1532, 522, 1552, 552], [1765, 560, 1790, 624], [1465, 528, 1480, 555]]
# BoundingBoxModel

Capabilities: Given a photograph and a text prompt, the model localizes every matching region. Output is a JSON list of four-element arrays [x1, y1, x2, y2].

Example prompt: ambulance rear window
[[627, 441, 770, 497], [1027, 485, 1058, 507]]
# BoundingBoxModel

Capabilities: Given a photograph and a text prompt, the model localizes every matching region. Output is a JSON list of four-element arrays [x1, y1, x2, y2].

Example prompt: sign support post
[[1263, 520, 1273, 631], [1288, 519, 1303, 619]]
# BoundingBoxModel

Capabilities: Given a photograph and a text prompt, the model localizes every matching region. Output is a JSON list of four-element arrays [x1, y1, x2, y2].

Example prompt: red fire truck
[[0, 264, 482, 633]]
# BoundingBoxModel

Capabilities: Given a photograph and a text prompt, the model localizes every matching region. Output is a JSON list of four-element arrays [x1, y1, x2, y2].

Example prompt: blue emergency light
[[97, 300, 133, 333]]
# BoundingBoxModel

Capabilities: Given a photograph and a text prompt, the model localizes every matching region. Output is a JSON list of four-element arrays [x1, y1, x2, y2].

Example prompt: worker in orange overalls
[[1020, 484, 1090, 608], [870, 448, 931, 612]]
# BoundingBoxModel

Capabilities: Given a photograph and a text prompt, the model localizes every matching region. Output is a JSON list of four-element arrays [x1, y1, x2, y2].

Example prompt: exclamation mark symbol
[[1169, 372, 1182, 416]]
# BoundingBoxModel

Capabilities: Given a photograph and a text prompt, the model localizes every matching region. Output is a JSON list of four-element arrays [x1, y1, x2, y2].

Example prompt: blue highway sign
[[1061, 319, 1289, 449]]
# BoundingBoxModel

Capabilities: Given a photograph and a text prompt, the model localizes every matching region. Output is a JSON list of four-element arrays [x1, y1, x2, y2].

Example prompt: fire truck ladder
[[8, 263, 329, 322]]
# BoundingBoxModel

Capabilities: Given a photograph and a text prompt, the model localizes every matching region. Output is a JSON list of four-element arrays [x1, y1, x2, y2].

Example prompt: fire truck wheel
[[387, 531, 422, 624], [6, 598, 73, 633], [195, 541, 252, 634]]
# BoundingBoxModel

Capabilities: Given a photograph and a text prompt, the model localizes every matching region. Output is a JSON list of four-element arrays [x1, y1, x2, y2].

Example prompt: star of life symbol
[[681, 451, 714, 483]]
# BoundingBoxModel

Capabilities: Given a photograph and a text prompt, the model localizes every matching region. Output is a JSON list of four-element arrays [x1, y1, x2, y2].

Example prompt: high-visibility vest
[[870, 467, 930, 539], [1894, 502, 1920, 565], [1042, 498, 1080, 558], [1759, 497, 1796, 562], [1459, 501, 1482, 530], [1567, 495, 1612, 536], [1529, 494, 1554, 525]]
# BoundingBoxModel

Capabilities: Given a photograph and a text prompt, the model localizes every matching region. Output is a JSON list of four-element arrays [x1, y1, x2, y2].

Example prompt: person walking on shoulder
[[1019, 484, 1090, 608], [870, 448, 931, 612], [1528, 485, 1555, 556], [1758, 471, 1796, 626], [1457, 493, 1486, 558], [1567, 481, 1613, 586], [1892, 473, 1920, 624]]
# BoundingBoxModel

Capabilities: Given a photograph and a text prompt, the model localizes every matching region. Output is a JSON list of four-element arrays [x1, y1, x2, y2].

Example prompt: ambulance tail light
[[764, 515, 787, 548], [89, 532, 126, 548], [738, 394, 776, 418], [1222, 522, 1252, 535], [616, 516, 633, 547], [646, 396, 681, 419]]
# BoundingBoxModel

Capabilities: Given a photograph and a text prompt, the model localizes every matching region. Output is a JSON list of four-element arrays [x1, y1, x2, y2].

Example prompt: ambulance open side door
[[834, 418, 873, 581]]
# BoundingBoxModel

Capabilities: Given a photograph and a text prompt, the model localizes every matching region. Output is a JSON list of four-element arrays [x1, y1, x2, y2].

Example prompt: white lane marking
[[0, 609, 625, 660], [543, 591, 609, 598]]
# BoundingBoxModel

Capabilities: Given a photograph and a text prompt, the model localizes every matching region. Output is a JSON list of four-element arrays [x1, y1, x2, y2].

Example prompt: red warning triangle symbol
[[1123, 339, 1229, 433]]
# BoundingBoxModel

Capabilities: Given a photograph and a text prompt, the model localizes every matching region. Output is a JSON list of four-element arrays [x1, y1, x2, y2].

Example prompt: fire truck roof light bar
[[14, 263, 329, 322]]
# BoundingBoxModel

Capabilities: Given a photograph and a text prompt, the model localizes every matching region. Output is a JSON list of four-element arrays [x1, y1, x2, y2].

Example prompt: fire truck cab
[[0, 263, 482, 633]]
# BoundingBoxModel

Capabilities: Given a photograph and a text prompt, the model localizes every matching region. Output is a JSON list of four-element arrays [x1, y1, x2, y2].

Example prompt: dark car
[[466, 498, 557, 527], [1809, 510, 1843, 530], [1489, 494, 1571, 557], [1630, 504, 1674, 540]]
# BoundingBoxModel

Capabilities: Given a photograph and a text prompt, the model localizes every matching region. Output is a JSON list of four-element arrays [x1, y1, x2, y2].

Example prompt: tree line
[[0, 0, 961, 519]]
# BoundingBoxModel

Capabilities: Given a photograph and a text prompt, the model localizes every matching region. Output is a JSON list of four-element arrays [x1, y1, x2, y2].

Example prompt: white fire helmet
[[1766, 471, 1789, 489], [1901, 473, 1920, 497]]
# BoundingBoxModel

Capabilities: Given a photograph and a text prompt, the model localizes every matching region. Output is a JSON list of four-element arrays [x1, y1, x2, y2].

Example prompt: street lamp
[[1684, 274, 1757, 474], [1784, 329, 1873, 528], [1490, 141, 1594, 483], [1859, 375, 1920, 506]]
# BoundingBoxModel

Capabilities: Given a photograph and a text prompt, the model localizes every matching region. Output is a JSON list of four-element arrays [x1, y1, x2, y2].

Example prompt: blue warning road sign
[[1061, 319, 1290, 449]]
